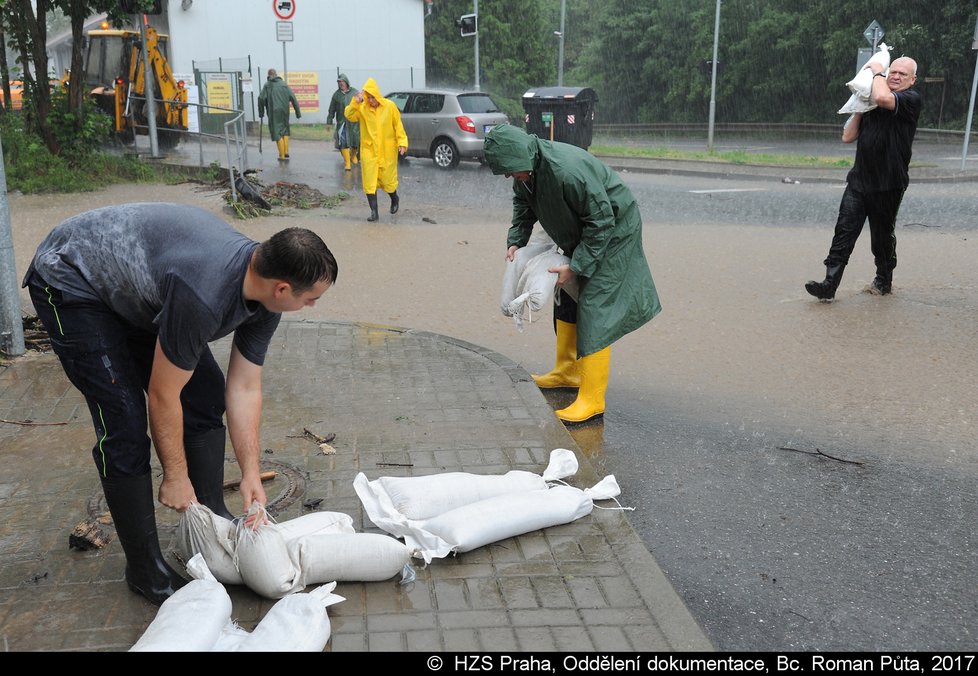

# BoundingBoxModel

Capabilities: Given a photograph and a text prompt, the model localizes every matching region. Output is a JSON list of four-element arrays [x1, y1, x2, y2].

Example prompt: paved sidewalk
[[0, 321, 713, 652]]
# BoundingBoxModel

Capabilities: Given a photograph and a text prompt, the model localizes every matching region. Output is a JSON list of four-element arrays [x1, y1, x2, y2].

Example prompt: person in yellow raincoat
[[344, 77, 408, 221]]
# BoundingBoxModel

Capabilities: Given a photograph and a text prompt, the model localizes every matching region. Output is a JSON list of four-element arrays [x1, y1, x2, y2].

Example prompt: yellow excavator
[[79, 23, 188, 149]]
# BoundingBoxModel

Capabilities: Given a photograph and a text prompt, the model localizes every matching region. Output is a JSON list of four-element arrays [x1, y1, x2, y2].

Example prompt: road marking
[[688, 188, 767, 194]]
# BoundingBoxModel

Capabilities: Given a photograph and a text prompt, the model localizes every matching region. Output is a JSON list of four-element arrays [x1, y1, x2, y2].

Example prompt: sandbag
[[506, 251, 574, 330], [234, 503, 303, 599], [174, 502, 242, 585], [292, 532, 418, 585], [404, 484, 602, 563], [130, 554, 233, 652], [500, 228, 558, 316], [230, 582, 345, 652], [353, 448, 580, 542], [839, 43, 890, 114]]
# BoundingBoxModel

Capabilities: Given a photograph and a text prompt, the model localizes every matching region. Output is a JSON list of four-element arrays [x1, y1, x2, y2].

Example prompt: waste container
[[521, 86, 598, 149]]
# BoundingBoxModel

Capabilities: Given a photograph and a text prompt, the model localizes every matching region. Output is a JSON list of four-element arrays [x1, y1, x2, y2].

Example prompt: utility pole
[[139, 16, 160, 158], [0, 137, 25, 358], [963, 13, 978, 170], [474, 0, 480, 91]]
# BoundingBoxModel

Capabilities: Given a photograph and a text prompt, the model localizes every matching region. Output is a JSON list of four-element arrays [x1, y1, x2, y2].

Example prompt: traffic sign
[[863, 19, 884, 47], [273, 0, 296, 21], [276, 21, 293, 42]]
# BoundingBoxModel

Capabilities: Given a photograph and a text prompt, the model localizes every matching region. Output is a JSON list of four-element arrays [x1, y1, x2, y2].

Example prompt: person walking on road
[[327, 74, 360, 171], [23, 205, 337, 605], [257, 68, 302, 162], [484, 124, 661, 424], [805, 55, 921, 300], [344, 77, 408, 221]]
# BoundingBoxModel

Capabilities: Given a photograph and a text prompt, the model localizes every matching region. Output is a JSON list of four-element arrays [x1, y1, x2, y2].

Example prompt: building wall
[[167, 0, 427, 124]]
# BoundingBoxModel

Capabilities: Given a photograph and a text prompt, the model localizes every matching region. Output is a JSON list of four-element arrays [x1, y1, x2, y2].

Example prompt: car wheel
[[431, 138, 460, 169]]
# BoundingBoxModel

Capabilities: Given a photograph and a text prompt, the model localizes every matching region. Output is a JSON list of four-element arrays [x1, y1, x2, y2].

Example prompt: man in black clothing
[[23, 205, 337, 605], [806, 55, 920, 300]]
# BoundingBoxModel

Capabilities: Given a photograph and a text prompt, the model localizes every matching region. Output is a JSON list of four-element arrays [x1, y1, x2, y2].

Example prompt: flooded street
[[5, 145, 977, 650]]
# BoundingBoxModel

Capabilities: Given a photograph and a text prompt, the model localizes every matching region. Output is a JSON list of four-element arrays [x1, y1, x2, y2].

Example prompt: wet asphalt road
[[388, 148, 978, 652]]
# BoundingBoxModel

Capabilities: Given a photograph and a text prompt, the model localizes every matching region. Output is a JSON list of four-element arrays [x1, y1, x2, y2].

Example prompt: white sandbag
[[130, 554, 232, 652], [839, 43, 890, 114], [274, 510, 356, 541], [404, 484, 597, 563], [235, 503, 304, 599], [230, 582, 345, 652], [354, 448, 579, 533], [506, 251, 573, 330], [292, 532, 417, 585], [174, 502, 242, 585], [500, 228, 558, 316]]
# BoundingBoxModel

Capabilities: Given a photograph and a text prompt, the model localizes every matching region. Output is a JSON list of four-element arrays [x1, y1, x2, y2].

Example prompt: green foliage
[[0, 112, 165, 193], [43, 85, 114, 165]]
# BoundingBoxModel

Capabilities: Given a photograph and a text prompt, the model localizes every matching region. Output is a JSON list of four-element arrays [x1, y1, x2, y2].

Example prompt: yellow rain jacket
[[345, 78, 408, 194]]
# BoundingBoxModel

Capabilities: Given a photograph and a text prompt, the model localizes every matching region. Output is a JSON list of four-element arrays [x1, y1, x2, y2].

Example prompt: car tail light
[[455, 115, 476, 134]]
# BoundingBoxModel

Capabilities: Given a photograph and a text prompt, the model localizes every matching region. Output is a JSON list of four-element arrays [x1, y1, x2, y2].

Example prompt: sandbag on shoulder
[[291, 532, 418, 585], [839, 43, 890, 114], [130, 554, 233, 652], [230, 582, 345, 652], [354, 448, 580, 536]]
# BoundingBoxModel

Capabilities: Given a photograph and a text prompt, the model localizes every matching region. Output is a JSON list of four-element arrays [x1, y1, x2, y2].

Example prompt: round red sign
[[273, 0, 296, 21]]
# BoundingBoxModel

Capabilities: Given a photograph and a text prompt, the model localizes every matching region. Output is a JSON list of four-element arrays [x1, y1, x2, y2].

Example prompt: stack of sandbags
[[130, 553, 345, 652], [175, 502, 419, 600], [839, 43, 891, 114], [354, 448, 626, 563]]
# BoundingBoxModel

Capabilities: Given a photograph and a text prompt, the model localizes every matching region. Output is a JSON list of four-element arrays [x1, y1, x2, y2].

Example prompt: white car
[[386, 89, 509, 169]]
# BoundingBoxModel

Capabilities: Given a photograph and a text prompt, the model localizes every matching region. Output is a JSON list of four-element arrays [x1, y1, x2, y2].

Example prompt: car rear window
[[458, 94, 500, 114]]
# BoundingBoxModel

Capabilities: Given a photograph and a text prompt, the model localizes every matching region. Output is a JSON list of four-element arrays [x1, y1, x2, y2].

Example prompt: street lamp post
[[707, 0, 721, 151], [557, 0, 566, 86]]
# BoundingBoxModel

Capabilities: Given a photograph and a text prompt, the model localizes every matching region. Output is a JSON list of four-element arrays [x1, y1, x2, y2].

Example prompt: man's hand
[[506, 245, 520, 262], [398, 146, 407, 156], [549, 263, 575, 286], [159, 473, 196, 512], [354, 92, 364, 104]]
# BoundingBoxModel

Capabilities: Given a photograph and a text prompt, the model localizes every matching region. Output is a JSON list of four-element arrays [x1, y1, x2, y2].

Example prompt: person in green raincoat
[[484, 123, 661, 424], [257, 68, 301, 161], [345, 77, 408, 221], [326, 74, 360, 171]]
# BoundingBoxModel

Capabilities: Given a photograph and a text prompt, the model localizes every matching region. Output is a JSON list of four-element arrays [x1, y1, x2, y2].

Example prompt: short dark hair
[[253, 228, 337, 293]]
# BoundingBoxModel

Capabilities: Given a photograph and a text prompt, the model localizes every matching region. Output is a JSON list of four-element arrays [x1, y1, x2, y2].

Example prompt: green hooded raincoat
[[257, 75, 301, 142], [327, 74, 360, 150], [484, 124, 661, 357]]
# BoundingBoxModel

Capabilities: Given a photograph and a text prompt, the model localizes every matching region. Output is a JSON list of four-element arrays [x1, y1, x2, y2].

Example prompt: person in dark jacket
[[23, 205, 337, 605], [484, 124, 661, 424], [257, 68, 302, 161], [806, 56, 921, 300], [327, 74, 360, 171]]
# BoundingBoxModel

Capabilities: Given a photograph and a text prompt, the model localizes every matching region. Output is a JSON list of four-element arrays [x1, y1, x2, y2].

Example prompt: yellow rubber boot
[[341, 148, 352, 170], [351, 150, 359, 166], [283, 135, 290, 159], [276, 138, 287, 160], [532, 319, 580, 389], [555, 345, 611, 424]]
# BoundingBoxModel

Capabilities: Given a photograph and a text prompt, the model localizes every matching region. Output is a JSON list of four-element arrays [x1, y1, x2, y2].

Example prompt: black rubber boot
[[805, 263, 846, 300], [868, 268, 892, 296], [185, 427, 235, 520], [389, 190, 400, 214], [366, 193, 379, 222], [100, 473, 187, 606]]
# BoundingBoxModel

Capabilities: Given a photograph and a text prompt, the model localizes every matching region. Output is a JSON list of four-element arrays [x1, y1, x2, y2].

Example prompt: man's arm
[[842, 112, 862, 143], [224, 344, 268, 514], [148, 340, 196, 511]]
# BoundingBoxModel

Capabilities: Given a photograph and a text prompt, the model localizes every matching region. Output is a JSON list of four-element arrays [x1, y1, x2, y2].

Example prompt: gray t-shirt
[[26, 203, 281, 370]]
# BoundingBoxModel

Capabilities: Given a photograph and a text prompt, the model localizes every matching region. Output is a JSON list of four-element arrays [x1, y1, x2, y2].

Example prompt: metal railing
[[125, 96, 249, 201], [592, 122, 976, 143]]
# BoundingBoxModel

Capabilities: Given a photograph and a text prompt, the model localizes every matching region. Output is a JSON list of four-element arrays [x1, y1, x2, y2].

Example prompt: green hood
[[484, 124, 537, 175], [337, 73, 351, 88]]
